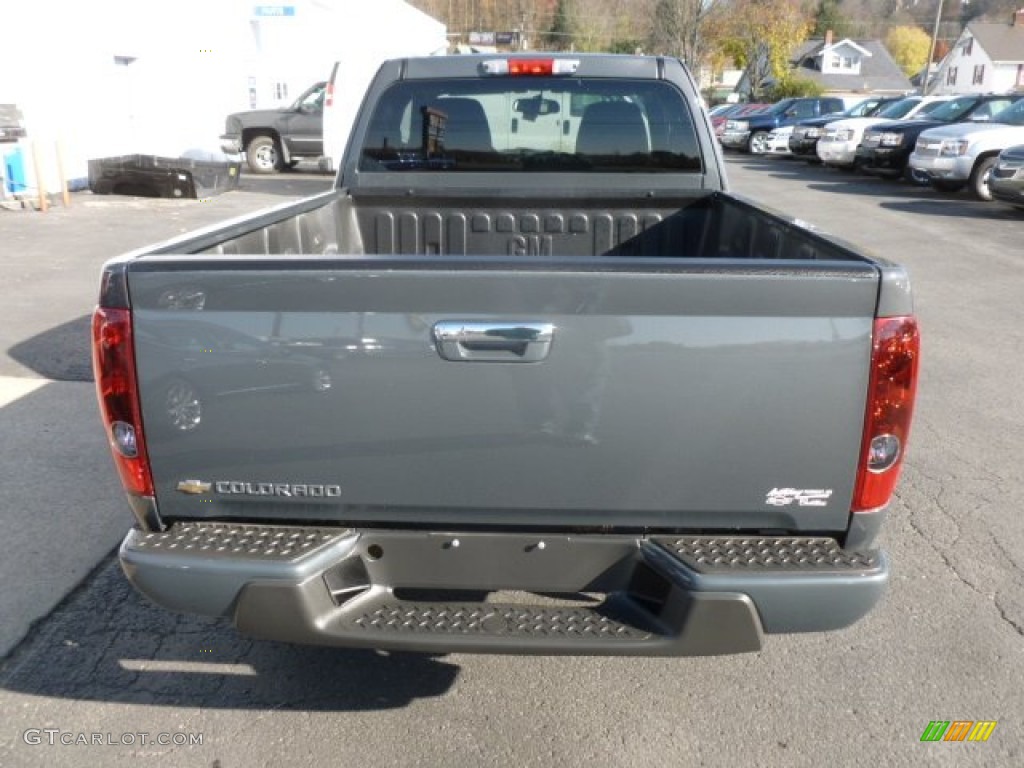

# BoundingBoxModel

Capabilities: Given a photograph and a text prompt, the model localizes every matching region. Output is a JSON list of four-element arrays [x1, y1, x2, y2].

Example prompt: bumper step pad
[[352, 601, 650, 640], [654, 536, 880, 572], [131, 522, 346, 561], [122, 525, 887, 655]]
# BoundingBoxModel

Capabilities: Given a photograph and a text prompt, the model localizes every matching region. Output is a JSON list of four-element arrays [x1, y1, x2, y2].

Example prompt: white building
[[929, 9, 1024, 95], [1, 0, 446, 193], [733, 34, 912, 102]]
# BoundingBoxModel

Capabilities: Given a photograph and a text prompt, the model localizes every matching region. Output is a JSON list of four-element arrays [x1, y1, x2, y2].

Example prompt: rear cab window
[[358, 77, 702, 174]]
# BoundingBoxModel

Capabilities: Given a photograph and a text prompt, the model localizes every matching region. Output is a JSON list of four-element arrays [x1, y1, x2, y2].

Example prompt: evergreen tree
[[546, 0, 577, 50], [812, 0, 855, 39]]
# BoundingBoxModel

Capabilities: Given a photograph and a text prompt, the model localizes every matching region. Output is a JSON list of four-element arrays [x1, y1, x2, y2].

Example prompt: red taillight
[[510, 59, 554, 76], [481, 58, 580, 77], [325, 81, 334, 108], [92, 307, 154, 496], [852, 316, 920, 512]]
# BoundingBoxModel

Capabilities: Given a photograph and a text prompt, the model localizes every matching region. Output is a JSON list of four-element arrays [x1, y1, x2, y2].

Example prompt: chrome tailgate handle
[[432, 321, 555, 362]]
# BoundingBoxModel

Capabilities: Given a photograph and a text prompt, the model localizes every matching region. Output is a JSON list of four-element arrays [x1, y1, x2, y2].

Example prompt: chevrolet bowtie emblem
[[176, 479, 213, 495]]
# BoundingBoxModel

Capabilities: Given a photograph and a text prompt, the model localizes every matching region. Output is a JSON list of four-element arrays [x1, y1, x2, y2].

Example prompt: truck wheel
[[931, 180, 966, 194], [969, 156, 997, 202], [747, 131, 769, 155], [903, 166, 926, 185], [246, 135, 281, 174]]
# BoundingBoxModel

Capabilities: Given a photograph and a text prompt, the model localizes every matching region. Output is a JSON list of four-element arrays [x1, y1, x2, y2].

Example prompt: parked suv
[[711, 103, 768, 142], [859, 93, 1017, 182], [788, 97, 897, 161], [990, 144, 1024, 210], [720, 97, 847, 154], [815, 96, 949, 170], [221, 82, 326, 174], [909, 96, 1024, 200]]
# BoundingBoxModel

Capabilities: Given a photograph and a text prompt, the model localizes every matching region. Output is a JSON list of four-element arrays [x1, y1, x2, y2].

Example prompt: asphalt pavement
[[1, 158, 1021, 768], [0, 170, 334, 658]]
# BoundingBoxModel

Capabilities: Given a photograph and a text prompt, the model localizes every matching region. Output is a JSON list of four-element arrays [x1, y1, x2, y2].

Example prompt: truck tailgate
[[129, 259, 879, 532]]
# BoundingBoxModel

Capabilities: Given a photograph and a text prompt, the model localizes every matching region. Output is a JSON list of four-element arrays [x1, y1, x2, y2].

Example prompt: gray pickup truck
[[92, 54, 919, 656]]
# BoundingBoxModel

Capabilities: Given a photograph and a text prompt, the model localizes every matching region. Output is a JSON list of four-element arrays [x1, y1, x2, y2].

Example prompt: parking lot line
[[0, 376, 48, 409]]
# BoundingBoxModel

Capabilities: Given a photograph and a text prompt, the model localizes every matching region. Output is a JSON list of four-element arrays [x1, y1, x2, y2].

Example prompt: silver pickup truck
[[92, 54, 919, 656]]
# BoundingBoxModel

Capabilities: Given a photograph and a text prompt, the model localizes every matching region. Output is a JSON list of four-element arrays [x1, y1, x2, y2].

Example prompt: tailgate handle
[[432, 322, 554, 363]]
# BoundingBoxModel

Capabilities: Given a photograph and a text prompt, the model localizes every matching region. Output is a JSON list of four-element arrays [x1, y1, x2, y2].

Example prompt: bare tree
[[649, 0, 723, 66]]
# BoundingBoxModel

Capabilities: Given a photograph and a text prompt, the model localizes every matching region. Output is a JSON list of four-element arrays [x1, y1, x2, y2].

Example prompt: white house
[[1, 0, 446, 194], [816, 39, 874, 77], [929, 9, 1024, 94], [790, 33, 913, 96], [734, 32, 912, 100]]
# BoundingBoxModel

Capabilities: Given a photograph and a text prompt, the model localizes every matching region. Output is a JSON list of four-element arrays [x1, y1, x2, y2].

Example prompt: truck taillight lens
[[481, 58, 579, 76], [852, 316, 920, 512], [325, 81, 334, 108], [509, 59, 555, 76], [92, 307, 154, 496]]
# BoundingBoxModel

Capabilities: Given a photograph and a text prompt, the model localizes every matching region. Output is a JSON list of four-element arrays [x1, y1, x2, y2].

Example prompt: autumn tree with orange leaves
[[709, 0, 814, 100]]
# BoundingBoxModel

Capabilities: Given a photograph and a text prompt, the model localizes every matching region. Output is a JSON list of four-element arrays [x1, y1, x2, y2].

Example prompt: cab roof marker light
[[481, 60, 509, 76], [480, 59, 580, 76], [510, 59, 553, 76]]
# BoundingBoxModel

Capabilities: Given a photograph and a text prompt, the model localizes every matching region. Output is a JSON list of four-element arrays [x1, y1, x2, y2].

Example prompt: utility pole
[[923, 0, 945, 94]]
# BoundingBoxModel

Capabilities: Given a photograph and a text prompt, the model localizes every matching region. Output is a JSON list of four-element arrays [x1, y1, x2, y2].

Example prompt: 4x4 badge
[[766, 488, 833, 507]]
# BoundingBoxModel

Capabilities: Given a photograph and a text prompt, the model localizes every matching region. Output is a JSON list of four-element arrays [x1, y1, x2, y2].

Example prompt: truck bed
[[147, 188, 868, 263]]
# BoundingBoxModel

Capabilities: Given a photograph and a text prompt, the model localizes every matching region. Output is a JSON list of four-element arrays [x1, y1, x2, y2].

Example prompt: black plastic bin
[[88, 154, 241, 198]]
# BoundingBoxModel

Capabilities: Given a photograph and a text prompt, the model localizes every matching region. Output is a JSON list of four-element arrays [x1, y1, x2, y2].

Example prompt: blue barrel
[[4, 146, 28, 194]]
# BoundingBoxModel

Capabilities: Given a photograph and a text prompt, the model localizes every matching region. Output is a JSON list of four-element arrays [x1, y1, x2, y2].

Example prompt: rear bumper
[[219, 134, 242, 155], [120, 523, 888, 656]]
